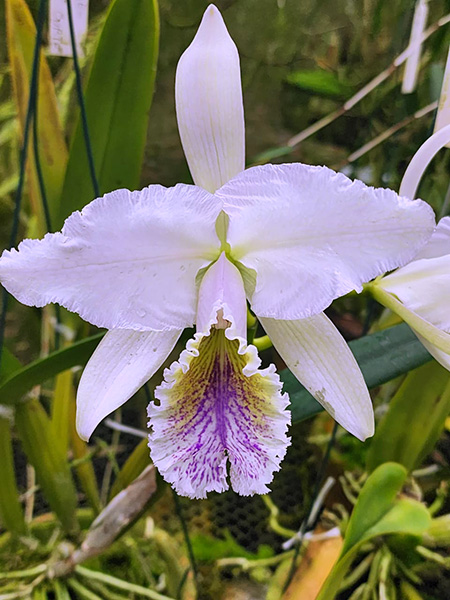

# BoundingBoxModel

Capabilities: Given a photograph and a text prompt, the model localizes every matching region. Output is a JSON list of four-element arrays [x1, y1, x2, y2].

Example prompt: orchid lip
[[148, 311, 291, 498]]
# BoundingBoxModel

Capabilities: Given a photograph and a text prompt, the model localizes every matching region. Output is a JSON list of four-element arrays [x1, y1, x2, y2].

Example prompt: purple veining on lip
[[148, 329, 290, 498]]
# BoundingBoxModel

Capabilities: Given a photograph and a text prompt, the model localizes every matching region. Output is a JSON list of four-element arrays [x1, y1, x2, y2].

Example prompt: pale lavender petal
[[0, 185, 221, 331], [77, 328, 182, 441], [414, 217, 450, 260], [196, 252, 247, 339], [379, 254, 450, 333], [260, 314, 374, 441], [218, 163, 435, 320], [176, 5, 245, 192]]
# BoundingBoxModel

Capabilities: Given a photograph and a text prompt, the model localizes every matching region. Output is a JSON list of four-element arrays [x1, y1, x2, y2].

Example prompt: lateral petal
[[218, 163, 435, 320], [415, 331, 450, 371], [176, 4, 245, 192], [148, 255, 290, 498], [371, 284, 450, 355], [77, 328, 182, 441], [0, 185, 221, 331], [377, 254, 450, 335], [260, 313, 374, 441], [374, 215, 450, 365]]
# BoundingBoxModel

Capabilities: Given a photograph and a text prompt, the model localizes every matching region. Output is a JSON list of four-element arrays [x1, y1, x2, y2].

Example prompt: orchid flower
[[370, 125, 450, 371], [0, 5, 435, 498]]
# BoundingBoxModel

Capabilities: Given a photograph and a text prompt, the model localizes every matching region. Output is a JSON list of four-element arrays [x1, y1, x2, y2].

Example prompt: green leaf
[[286, 323, 431, 423], [0, 332, 103, 406], [367, 361, 450, 472], [0, 325, 431, 426], [0, 346, 26, 536], [51, 370, 73, 456], [0, 416, 27, 535], [285, 69, 352, 97], [52, 581, 72, 600], [58, 0, 160, 227], [342, 463, 409, 553], [15, 398, 80, 537], [191, 532, 273, 562], [110, 437, 150, 500], [68, 392, 102, 515], [426, 514, 450, 547], [0, 346, 22, 385], [6, 0, 68, 233], [317, 463, 431, 600]]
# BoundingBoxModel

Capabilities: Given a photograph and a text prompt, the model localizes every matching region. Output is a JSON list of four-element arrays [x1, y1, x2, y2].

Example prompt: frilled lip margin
[[147, 308, 291, 499]]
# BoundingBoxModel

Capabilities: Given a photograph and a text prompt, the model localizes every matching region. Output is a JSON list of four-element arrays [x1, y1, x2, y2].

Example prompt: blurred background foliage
[[0, 0, 450, 599]]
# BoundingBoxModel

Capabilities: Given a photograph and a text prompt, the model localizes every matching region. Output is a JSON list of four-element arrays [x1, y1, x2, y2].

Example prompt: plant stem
[[0, 564, 46, 580], [75, 566, 176, 600], [217, 549, 295, 570]]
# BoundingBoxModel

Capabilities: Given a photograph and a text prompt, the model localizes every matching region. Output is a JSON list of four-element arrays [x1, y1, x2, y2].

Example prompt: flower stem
[[217, 549, 295, 570], [253, 335, 272, 351]]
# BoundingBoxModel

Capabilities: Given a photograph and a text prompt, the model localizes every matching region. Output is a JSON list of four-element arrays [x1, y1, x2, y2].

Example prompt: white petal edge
[[260, 313, 374, 441], [176, 4, 245, 193], [219, 163, 435, 320], [415, 331, 450, 372], [414, 216, 450, 260], [371, 284, 450, 354], [400, 123, 450, 199], [0, 185, 221, 331], [376, 253, 450, 332], [77, 328, 182, 441]]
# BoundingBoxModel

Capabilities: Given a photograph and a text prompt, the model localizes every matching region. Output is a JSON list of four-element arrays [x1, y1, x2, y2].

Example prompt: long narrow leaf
[[367, 361, 450, 472], [68, 392, 102, 515], [0, 325, 431, 424], [0, 347, 22, 384], [59, 0, 160, 227], [0, 332, 103, 405], [0, 415, 27, 535], [51, 370, 73, 456], [285, 323, 431, 422], [15, 398, 80, 537], [317, 463, 431, 600], [6, 0, 68, 232], [110, 437, 150, 499]]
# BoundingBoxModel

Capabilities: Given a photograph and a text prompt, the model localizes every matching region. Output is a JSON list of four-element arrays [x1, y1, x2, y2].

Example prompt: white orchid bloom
[[0, 5, 435, 498], [371, 125, 450, 371]]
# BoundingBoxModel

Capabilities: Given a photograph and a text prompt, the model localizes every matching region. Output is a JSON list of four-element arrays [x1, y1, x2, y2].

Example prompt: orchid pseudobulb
[[0, 5, 435, 498]]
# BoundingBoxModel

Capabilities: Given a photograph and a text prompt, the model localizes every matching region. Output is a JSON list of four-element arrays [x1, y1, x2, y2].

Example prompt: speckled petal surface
[[148, 255, 290, 498]]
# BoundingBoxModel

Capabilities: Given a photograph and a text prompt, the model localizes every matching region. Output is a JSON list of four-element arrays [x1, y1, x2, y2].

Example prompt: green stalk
[[0, 414, 27, 535], [75, 565, 176, 600], [15, 399, 80, 538]]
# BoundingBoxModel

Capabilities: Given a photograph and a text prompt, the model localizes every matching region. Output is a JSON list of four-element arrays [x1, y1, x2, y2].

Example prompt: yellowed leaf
[[6, 0, 68, 235], [282, 530, 343, 600]]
